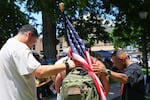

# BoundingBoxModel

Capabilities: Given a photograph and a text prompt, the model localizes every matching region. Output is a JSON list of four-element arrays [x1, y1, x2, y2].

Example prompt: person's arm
[[95, 64, 129, 84], [55, 71, 66, 93], [108, 70, 128, 84], [92, 61, 110, 95], [98, 74, 110, 95], [33, 59, 75, 78]]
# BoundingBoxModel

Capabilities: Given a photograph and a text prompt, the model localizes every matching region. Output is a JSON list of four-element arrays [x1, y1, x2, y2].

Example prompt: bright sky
[[17, 1, 42, 34], [29, 12, 42, 34]]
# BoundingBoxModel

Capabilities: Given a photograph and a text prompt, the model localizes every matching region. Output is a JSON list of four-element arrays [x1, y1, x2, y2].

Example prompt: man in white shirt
[[0, 24, 75, 100]]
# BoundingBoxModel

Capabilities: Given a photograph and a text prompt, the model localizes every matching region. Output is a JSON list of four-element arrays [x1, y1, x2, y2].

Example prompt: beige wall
[[34, 36, 114, 55], [34, 37, 43, 54]]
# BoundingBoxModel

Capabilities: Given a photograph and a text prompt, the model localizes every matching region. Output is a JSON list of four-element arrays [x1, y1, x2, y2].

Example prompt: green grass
[[145, 94, 150, 100], [142, 67, 150, 74]]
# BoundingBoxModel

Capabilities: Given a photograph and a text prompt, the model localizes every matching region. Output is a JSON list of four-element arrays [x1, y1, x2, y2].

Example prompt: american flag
[[65, 16, 107, 100]]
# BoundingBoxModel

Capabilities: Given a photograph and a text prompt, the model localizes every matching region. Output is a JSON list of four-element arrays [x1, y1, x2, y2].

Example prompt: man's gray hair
[[112, 49, 126, 59], [18, 24, 39, 37]]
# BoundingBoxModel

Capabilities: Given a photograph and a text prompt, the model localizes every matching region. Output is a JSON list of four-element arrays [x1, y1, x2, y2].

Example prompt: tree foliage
[[16, 0, 112, 61], [0, 0, 28, 48], [102, 0, 150, 50], [17, 0, 61, 62], [3, 0, 148, 58], [57, 0, 112, 45]]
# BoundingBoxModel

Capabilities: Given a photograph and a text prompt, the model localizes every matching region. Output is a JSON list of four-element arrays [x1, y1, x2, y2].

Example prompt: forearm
[[33, 63, 66, 78], [99, 75, 110, 95], [110, 71, 128, 84]]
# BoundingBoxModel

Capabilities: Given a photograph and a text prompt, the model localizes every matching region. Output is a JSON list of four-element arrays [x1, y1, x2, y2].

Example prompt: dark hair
[[19, 24, 39, 37]]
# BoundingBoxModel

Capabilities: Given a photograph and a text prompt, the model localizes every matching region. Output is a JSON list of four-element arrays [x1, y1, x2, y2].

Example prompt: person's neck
[[14, 34, 25, 43], [126, 60, 132, 67]]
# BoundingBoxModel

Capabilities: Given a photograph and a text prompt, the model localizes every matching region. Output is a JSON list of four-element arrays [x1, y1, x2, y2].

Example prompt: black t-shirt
[[122, 63, 145, 100]]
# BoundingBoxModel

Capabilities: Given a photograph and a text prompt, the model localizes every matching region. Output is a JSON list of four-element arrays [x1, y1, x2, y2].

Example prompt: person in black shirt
[[93, 49, 145, 100]]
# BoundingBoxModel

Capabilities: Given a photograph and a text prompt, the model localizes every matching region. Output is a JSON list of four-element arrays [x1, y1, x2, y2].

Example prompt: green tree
[[17, 0, 61, 63], [58, 0, 112, 45], [102, 0, 150, 49], [102, 0, 150, 73], [18, 0, 110, 63], [15, 0, 121, 64], [0, 0, 28, 48]]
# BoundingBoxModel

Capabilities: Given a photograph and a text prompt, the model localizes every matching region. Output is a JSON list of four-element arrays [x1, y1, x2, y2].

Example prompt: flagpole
[[59, 2, 69, 45]]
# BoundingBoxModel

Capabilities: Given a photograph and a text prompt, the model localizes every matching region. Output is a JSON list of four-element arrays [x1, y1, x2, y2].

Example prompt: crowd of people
[[0, 24, 146, 100]]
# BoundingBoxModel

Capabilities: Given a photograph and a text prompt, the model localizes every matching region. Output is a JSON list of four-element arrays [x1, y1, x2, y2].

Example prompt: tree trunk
[[41, 1, 57, 64]]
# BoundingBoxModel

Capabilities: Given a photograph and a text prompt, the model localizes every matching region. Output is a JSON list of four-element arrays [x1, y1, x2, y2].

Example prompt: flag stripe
[[66, 17, 86, 58]]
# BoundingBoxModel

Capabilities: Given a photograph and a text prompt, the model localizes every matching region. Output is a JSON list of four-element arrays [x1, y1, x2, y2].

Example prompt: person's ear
[[26, 32, 33, 41], [25, 31, 32, 37]]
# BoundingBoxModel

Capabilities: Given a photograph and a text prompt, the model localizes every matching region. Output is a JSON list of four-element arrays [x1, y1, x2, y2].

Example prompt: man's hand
[[92, 63, 107, 75]]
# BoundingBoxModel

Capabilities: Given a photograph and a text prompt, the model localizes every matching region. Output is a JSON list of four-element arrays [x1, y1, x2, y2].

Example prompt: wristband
[[65, 62, 69, 74], [105, 69, 111, 77]]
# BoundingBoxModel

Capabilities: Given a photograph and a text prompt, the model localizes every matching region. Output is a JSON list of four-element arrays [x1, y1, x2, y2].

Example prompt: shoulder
[[7, 38, 28, 50], [124, 63, 144, 76], [128, 63, 141, 70]]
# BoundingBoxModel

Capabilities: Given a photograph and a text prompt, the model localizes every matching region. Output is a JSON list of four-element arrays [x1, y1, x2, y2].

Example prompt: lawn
[[142, 67, 150, 74], [145, 94, 150, 100]]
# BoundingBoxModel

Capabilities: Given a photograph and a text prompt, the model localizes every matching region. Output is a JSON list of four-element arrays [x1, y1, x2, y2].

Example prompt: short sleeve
[[124, 64, 143, 86], [12, 48, 41, 75]]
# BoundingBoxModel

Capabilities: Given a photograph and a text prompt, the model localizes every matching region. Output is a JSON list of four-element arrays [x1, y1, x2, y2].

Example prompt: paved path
[[107, 83, 121, 100]]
